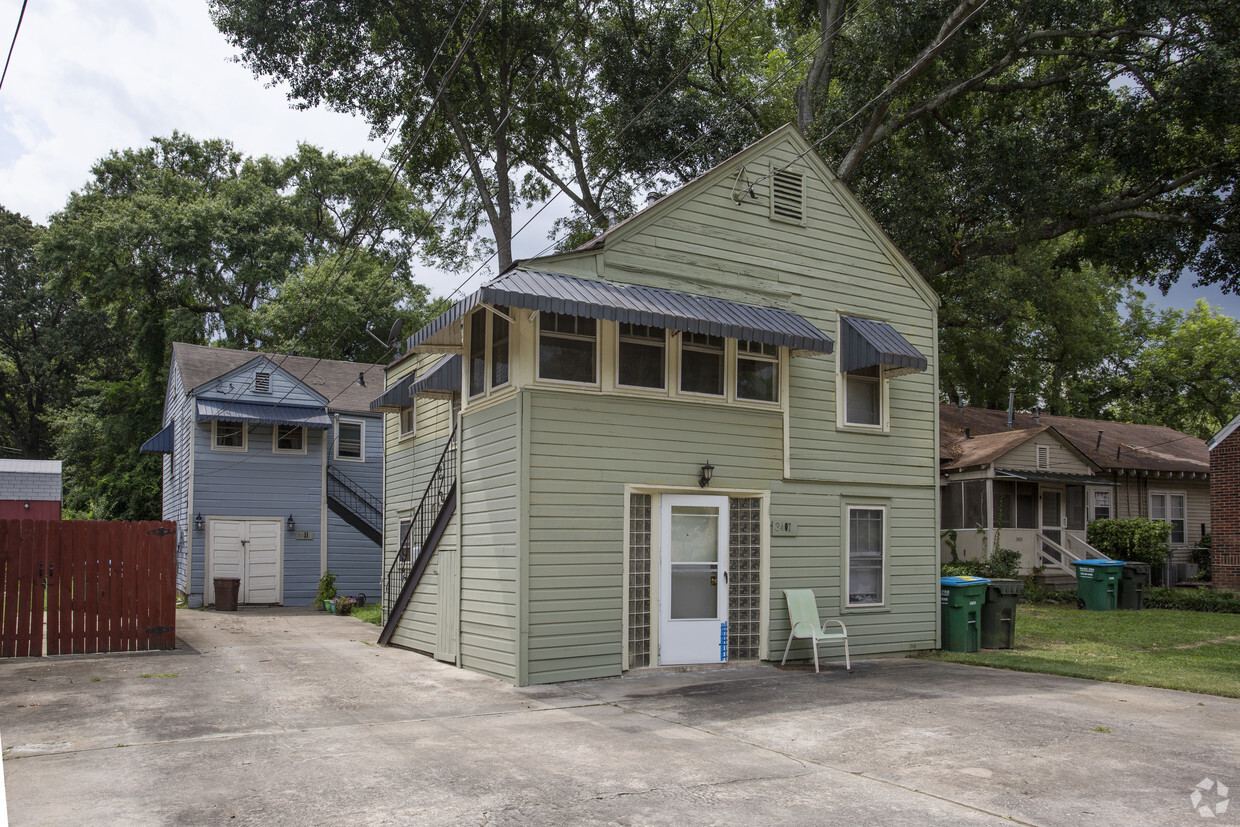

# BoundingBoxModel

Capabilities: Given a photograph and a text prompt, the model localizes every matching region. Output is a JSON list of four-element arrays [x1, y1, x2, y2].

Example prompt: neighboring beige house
[[940, 405, 1210, 584], [372, 126, 941, 686]]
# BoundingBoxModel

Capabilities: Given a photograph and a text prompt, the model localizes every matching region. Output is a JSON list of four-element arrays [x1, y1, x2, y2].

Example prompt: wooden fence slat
[[1, 522, 15, 657], [72, 520, 88, 654], [15, 521, 34, 658], [56, 521, 72, 656], [45, 521, 61, 655], [87, 521, 104, 655], [161, 523, 176, 649], [120, 522, 133, 651], [134, 523, 148, 651], [139, 522, 154, 651], [105, 521, 119, 653]]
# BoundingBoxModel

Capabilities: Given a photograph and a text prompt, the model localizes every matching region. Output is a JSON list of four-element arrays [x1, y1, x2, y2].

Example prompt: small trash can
[[940, 576, 989, 652], [981, 579, 1024, 649], [214, 577, 240, 611], [1071, 560, 1125, 611], [1118, 562, 1150, 610]]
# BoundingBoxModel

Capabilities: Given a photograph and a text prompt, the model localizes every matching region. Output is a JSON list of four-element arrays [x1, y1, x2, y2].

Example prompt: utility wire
[[0, 0, 28, 92]]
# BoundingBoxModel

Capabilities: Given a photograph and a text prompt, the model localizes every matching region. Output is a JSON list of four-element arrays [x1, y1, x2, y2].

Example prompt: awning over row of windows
[[370, 354, 462, 412], [139, 422, 175, 454], [406, 269, 837, 355], [839, 315, 927, 377], [195, 399, 332, 429]]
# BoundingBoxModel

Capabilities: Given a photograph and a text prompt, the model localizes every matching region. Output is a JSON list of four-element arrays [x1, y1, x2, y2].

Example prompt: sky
[[1, 0, 1237, 316]]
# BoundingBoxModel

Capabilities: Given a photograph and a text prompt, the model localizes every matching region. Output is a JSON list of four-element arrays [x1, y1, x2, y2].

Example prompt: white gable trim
[[187, 355, 330, 405]]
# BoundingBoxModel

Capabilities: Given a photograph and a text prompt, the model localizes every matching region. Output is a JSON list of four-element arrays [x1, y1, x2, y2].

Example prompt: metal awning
[[996, 469, 1116, 485], [839, 316, 927, 377], [371, 354, 461, 411], [407, 269, 834, 355], [195, 399, 332, 429], [140, 422, 175, 454]]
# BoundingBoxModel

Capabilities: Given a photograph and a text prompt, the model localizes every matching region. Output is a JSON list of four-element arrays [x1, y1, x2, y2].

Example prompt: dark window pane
[[1015, 482, 1037, 529], [468, 312, 486, 397], [491, 309, 509, 388], [737, 357, 778, 402], [848, 508, 884, 605], [618, 339, 664, 388], [681, 346, 723, 395], [942, 482, 962, 530], [846, 371, 881, 425], [540, 336, 596, 383], [1066, 485, 1086, 530], [963, 480, 987, 528], [994, 481, 1015, 528]]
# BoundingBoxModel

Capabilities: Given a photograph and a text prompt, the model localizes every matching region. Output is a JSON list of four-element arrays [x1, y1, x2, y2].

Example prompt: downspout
[[321, 417, 330, 578], [1006, 388, 1016, 428]]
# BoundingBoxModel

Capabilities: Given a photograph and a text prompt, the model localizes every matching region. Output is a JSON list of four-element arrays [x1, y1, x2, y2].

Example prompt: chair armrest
[[792, 620, 817, 638], [821, 619, 848, 637]]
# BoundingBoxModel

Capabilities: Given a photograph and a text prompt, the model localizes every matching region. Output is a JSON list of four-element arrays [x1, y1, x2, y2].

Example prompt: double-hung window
[[212, 420, 246, 451], [1150, 492, 1186, 544], [335, 418, 364, 461], [399, 404, 415, 439], [844, 365, 882, 426], [736, 340, 779, 403], [468, 306, 512, 398], [1091, 489, 1111, 521], [273, 425, 305, 454], [680, 332, 724, 396], [847, 506, 885, 607], [538, 311, 596, 384], [617, 323, 665, 389]]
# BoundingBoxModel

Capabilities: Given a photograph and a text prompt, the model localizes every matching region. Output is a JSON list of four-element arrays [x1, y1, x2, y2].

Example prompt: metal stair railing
[[326, 466, 383, 542], [1037, 532, 1107, 573], [379, 425, 458, 644]]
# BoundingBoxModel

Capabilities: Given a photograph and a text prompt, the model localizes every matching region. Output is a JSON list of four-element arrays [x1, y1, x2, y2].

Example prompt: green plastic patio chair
[[781, 589, 852, 674]]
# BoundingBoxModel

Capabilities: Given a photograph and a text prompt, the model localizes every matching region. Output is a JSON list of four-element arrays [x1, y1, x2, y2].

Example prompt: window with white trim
[[491, 309, 510, 388], [468, 311, 487, 398], [1091, 489, 1111, 521], [679, 332, 724, 396], [617, 323, 666, 389], [846, 506, 885, 607], [467, 307, 512, 398], [335, 418, 364, 461], [736, 340, 779, 403], [1150, 492, 1186, 544], [399, 404, 415, 438], [844, 365, 882, 426], [212, 420, 246, 452], [273, 425, 305, 454], [397, 517, 413, 562], [538, 311, 596, 384]]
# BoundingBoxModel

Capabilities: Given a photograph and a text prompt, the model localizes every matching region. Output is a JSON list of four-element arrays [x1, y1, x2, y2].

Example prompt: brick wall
[[1210, 429, 1240, 590]]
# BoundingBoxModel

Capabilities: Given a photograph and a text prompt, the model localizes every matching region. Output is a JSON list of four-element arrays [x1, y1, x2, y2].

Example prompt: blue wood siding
[[193, 357, 328, 407], [326, 510, 381, 599]]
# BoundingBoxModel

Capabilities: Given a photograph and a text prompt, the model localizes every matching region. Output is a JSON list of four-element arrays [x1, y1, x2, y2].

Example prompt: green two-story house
[[371, 126, 941, 686]]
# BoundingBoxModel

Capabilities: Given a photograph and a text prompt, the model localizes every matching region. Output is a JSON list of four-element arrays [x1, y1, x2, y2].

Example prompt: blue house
[[142, 343, 385, 607]]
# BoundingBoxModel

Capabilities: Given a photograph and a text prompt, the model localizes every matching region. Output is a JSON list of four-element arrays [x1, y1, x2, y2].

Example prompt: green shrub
[[940, 547, 1022, 580], [1086, 518, 1171, 569], [1144, 586, 1240, 613], [1192, 534, 1212, 581], [315, 570, 338, 610]]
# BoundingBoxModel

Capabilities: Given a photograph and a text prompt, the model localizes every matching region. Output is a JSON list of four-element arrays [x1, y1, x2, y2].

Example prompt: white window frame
[[398, 403, 415, 440], [615, 323, 668, 392], [677, 331, 727, 398], [536, 311, 599, 387], [272, 425, 307, 455], [735, 340, 780, 405], [397, 517, 414, 562], [1089, 488, 1112, 522], [211, 420, 247, 452], [839, 365, 888, 431], [1036, 445, 1051, 471], [254, 371, 272, 394], [843, 503, 888, 610], [769, 164, 806, 226], [334, 417, 365, 462], [1150, 491, 1187, 545]]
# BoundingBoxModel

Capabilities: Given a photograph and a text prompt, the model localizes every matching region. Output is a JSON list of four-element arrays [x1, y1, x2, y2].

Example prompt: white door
[[209, 519, 282, 604], [659, 495, 729, 665]]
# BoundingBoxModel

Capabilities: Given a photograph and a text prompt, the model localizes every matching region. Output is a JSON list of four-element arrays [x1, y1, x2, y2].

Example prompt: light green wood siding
[[458, 396, 521, 681]]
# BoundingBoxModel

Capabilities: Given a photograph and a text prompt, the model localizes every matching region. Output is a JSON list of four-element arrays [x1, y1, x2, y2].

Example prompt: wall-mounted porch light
[[287, 514, 296, 533], [194, 513, 204, 532], [699, 461, 715, 488]]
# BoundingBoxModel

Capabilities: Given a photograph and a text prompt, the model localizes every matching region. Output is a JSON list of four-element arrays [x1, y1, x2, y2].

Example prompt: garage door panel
[[208, 519, 282, 605]]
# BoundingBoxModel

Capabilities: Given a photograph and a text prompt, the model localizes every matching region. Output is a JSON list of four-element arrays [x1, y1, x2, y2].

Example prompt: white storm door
[[209, 520, 244, 603], [243, 520, 281, 604], [659, 495, 729, 665]]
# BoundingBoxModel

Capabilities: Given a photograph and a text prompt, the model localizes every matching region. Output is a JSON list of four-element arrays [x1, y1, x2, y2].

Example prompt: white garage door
[[208, 519, 282, 605]]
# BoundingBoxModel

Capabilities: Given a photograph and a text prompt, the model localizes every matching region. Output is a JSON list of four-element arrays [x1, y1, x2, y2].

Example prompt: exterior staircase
[[378, 426, 458, 646], [1035, 532, 1107, 589], [326, 467, 383, 545]]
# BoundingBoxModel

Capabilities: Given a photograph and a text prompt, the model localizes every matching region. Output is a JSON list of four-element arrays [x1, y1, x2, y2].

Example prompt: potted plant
[[334, 596, 357, 616]]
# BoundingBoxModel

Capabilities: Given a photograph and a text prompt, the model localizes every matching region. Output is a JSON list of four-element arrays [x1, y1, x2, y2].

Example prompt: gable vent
[[1036, 444, 1050, 470], [771, 168, 805, 223], [254, 371, 272, 394]]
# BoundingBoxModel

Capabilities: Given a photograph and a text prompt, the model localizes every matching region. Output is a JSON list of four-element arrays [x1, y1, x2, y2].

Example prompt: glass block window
[[728, 496, 762, 660], [628, 493, 652, 668]]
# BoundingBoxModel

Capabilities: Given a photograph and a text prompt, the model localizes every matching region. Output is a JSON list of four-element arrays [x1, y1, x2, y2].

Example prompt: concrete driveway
[[2, 608, 1236, 825]]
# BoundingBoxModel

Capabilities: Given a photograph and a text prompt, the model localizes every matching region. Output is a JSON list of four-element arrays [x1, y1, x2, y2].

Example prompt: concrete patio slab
[[2, 608, 1236, 825]]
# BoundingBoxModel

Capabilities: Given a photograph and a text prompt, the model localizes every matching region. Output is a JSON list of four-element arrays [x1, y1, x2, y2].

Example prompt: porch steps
[[1035, 571, 1078, 590]]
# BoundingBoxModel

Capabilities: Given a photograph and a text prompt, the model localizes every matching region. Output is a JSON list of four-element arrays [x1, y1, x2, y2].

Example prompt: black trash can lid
[[1120, 561, 1151, 572], [986, 578, 1025, 595]]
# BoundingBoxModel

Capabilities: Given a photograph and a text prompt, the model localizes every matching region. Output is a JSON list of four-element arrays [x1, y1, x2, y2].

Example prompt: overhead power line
[[0, 0, 28, 92]]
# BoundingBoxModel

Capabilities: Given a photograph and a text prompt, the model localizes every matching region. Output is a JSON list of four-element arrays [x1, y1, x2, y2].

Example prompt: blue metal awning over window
[[839, 315, 927, 377], [196, 399, 332, 429], [406, 269, 834, 355], [140, 422, 175, 454], [370, 354, 462, 411]]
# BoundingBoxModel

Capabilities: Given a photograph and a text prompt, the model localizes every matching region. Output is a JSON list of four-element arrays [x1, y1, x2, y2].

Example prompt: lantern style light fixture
[[194, 513, 204, 532], [699, 461, 715, 488], [287, 514, 296, 533]]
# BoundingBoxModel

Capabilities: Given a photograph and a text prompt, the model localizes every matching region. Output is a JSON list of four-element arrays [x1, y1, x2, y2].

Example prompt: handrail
[[382, 425, 458, 621], [326, 466, 382, 514], [326, 467, 382, 538]]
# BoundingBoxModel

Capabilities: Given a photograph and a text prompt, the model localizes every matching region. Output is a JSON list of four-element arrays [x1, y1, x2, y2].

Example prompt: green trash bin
[[981, 579, 1024, 649], [940, 576, 989, 652], [1118, 562, 1150, 610], [1071, 560, 1124, 611]]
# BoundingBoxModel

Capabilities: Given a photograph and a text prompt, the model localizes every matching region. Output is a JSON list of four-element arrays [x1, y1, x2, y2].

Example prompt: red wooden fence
[[0, 520, 177, 657]]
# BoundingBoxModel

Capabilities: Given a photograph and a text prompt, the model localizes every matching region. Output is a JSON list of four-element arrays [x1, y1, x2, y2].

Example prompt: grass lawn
[[350, 603, 382, 626], [919, 604, 1240, 698]]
